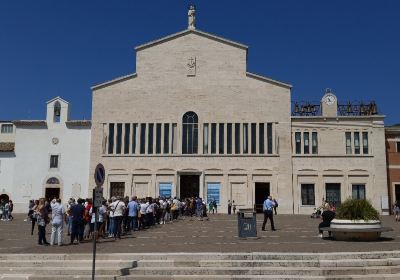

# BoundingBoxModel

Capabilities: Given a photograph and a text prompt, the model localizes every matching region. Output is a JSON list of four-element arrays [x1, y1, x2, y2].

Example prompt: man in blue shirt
[[127, 196, 139, 232], [262, 196, 276, 231]]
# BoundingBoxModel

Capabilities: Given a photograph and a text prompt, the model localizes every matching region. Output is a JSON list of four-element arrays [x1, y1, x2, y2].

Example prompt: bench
[[320, 226, 393, 241]]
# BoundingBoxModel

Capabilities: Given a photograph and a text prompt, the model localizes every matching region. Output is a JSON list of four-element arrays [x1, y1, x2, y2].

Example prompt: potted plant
[[329, 198, 382, 241]]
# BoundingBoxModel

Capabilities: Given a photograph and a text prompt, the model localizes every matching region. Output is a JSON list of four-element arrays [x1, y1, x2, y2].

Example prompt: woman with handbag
[[36, 198, 50, 245]]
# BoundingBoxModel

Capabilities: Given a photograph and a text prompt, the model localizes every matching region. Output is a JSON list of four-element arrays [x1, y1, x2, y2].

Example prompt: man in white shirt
[[111, 197, 126, 239], [50, 198, 65, 246]]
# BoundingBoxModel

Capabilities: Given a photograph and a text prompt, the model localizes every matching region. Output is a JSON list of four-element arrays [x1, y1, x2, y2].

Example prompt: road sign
[[94, 163, 105, 187], [93, 186, 103, 208]]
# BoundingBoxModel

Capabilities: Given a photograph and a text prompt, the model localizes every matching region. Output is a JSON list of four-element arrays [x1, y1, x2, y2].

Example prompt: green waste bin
[[237, 209, 257, 238]]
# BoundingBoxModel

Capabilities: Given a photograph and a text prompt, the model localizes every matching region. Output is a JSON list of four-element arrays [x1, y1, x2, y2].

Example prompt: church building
[[89, 7, 388, 214]]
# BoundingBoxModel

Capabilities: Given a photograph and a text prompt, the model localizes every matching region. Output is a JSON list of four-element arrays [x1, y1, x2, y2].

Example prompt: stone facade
[[90, 26, 388, 214]]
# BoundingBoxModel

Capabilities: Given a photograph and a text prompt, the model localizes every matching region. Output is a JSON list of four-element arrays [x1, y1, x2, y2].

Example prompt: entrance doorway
[[395, 184, 400, 202], [110, 182, 125, 198], [255, 182, 270, 213], [45, 188, 60, 201], [0, 194, 9, 203], [326, 183, 341, 207], [180, 175, 200, 199]]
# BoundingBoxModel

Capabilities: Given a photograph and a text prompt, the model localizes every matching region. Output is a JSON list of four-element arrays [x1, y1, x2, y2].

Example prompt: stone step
[[0, 267, 126, 276], [134, 258, 400, 268], [116, 274, 400, 280], [3, 251, 400, 261], [126, 265, 400, 276], [0, 260, 136, 268]]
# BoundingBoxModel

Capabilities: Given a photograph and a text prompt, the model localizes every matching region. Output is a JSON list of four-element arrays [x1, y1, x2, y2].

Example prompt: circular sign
[[94, 163, 105, 187]]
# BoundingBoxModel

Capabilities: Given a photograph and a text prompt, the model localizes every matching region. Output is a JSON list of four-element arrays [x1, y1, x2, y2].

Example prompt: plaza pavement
[[1, 213, 399, 254]]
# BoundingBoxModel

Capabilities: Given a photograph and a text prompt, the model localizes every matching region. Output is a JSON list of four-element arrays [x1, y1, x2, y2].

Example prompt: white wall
[[0, 153, 15, 200]]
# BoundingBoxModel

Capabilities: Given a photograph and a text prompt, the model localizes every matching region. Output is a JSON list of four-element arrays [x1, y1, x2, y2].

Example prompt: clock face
[[52, 137, 59, 145], [324, 94, 336, 106]]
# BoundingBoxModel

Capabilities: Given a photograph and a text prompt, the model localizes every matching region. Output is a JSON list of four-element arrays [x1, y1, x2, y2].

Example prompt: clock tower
[[321, 88, 338, 117]]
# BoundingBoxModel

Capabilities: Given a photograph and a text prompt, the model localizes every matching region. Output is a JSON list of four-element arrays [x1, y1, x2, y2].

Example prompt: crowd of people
[[0, 199, 14, 221], [27, 196, 213, 246]]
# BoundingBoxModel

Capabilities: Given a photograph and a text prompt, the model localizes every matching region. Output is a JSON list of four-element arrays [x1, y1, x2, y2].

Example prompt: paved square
[[0, 214, 399, 254]]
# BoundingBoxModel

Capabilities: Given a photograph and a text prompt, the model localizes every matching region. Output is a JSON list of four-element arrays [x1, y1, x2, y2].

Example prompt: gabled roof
[[135, 29, 248, 51], [91, 73, 137, 91], [46, 96, 69, 104], [246, 72, 292, 89]]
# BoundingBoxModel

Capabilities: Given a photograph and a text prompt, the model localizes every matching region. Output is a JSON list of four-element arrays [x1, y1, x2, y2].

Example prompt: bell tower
[[321, 88, 338, 117]]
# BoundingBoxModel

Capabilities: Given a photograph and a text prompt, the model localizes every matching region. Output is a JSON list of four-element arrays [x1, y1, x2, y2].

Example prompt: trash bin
[[237, 209, 257, 238]]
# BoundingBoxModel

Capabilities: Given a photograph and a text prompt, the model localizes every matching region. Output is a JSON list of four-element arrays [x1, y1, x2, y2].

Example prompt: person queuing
[[50, 198, 65, 246]]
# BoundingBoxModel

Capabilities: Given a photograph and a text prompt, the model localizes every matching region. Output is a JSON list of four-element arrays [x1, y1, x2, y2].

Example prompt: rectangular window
[[207, 183, 221, 204], [301, 184, 315, 206], [267, 123, 273, 154], [124, 124, 130, 154], [397, 142, 400, 153], [156, 123, 162, 154], [259, 123, 265, 154], [1, 124, 13, 133], [148, 123, 154, 154], [295, 132, 301, 154], [354, 132, 360, 154], [235, 123, 240, 154], [312, 132, 318, 154], [211, 123, 217, 154], [171, 123, 177, 154], [219, 123, 224, 154], [345, 132, 352, 154], [140, 124, 146, 154], [352, 184, 366, 200], [251, 123, 257, 154], [362, 132, 368, 154], [163, 124, 169, 154], [116, 123, 122, 154], [203, 123, 209, 154], [227, 123, 232, 154], [243, 124, 248, 154], [132, 124, 137, 154], [108, 123, 115, 154], [304, 132, 310, 154], [159, 183, 172, 198], [50, 155, 59, 168]]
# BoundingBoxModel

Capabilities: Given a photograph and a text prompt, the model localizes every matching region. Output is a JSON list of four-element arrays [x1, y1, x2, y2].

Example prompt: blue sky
[[0, 1, 399, 124]]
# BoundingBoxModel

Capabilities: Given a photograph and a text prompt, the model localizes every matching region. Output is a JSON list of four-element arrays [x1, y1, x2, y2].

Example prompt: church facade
[[89, 10, 388, 214]]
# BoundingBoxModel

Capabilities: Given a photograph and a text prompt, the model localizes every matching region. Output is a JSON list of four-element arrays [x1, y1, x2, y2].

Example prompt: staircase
[[2, 252, 400, 279]]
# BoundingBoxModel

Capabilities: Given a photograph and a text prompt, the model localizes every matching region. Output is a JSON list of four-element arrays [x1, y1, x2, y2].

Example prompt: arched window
[[182, 111, 198, 154], [46, 177, 60, 184], [54, 101, 61, 123]]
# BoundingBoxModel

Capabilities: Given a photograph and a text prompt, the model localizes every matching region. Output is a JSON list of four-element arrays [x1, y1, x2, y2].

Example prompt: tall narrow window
[[182, 112, 198, 154], [259, 123, 265, 154], [219, 123, 224, 154], [354, 132, 360, 154], [156, 123, 161, 154], [1, 124, 13, 133], [352, 184, 366, 200], [148, 123, 154, 154], [124, 124, 130, 154], [362, 132, 368, 154], [227, 123, 232, 154], [235, 123, 240, 154], [295, 132, 301, 154], [251, 123, 257, 154], [108, 123, 115, 154], [50, 155, 59, 168], [116, 123, 122, 154], [132, 124, 137, 154], [172, 124, 177, 154], [312, 132, 318, 154], [301, 184, 315, 206], [304, 132, 310, 154], [243, 124, 248, 154], [140, 124, 146, 154], [203, 124, 209, 154], [397, 142, 400, 153], [345, 132, 352, 154], [211, 123, 217, 154], [267, 123, 273, 154], [54, 101, 61, 123], [163, 124, 170, 154]]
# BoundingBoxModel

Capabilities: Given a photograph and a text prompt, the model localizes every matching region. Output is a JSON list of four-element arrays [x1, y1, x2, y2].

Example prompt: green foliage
[[336, 198, 380, 221]]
